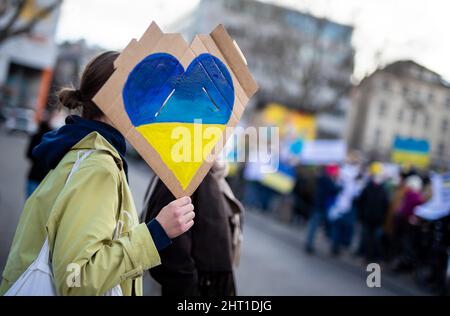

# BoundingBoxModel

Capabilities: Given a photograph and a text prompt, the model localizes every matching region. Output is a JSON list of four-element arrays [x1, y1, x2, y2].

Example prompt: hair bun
[[58, 88, 83, 110]]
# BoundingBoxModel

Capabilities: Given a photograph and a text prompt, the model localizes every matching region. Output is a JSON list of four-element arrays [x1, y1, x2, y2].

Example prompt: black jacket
[[26, 123, 51, 182], [144, 170, 237, 296], [357, 180, 389, 226], [313, 173, 341, 214]]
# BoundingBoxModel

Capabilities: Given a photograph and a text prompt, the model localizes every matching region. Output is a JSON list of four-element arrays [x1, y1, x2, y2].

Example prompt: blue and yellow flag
[[392, 137, 430, 169]]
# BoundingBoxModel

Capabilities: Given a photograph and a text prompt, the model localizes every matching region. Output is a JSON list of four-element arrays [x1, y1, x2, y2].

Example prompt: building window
[[437, 143, 445, 156], [428, 92, 434, 103], [398, 109, 404, 121], [402, 86, 410, 97], [446, 96, 450, 109], [424, 114, 430, 128], [442, 119, 449, 132], [413, 90, 421, 100], [411, 111, 417, 125], [378, 101, 387, 117], [382, 79, 390, 91], [374, 128, 381, 145]]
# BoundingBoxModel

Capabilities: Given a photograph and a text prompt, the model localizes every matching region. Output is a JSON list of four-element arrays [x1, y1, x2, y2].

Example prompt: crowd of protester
[[234, 162, 450, 295], [21, 114, 450, 296]]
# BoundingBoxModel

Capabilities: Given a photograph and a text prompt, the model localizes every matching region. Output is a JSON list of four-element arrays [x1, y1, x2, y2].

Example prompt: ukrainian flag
[[392, 137, 430, 169]]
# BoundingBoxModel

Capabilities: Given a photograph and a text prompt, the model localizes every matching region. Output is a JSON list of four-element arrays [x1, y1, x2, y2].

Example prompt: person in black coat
[[355, 175, 389, 261], [25, 120, 51, 198], [305, 165, 341, 253], [143, 162, 243, 296], [292, 167, 315, 224]]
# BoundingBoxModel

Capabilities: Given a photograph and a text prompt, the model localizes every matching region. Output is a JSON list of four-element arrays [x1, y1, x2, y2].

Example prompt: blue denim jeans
[[359, 224, 383, 261], [306, 210, 326, 250], [330, 210, 355, 253]]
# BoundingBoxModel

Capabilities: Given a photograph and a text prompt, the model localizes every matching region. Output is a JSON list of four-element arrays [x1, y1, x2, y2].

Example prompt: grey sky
[[55, 0, 450, 81]]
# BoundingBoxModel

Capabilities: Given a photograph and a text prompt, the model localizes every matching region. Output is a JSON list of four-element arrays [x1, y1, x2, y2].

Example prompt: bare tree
[[228, 9, 354, 115], [0, 0, 62, 45], [295, 17, 354, 114]]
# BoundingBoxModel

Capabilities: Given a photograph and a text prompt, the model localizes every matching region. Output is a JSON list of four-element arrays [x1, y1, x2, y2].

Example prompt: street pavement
[[0, 129, 427, 295]]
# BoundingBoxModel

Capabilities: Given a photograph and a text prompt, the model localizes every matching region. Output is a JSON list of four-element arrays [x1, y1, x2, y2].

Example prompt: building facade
[[346, 60, 450, 169], [0, 0, 61, 124], [171, 0, 354, 138], [48, 40, 104, 106]]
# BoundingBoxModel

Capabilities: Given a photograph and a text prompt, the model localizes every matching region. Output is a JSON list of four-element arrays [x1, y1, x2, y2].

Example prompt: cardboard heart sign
[[123, 52, 234, 189], [93, 22, 258, 198]]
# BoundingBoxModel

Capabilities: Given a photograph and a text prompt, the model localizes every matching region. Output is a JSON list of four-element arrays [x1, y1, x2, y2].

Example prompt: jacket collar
[[71, 131, 125, 171]]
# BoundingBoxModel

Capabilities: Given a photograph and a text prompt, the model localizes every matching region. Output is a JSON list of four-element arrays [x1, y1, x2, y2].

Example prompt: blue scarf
[[32, 115, 128, 179]]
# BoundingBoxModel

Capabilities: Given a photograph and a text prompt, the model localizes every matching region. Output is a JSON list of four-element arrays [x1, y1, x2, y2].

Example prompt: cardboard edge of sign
[[93, 21, 259, 198]]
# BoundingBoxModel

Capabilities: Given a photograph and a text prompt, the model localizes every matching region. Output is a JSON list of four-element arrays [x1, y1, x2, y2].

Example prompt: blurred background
[[0, 0, 449, 296]]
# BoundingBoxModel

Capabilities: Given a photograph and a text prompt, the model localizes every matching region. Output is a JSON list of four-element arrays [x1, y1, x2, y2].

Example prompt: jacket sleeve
[[49, 164, 161, 296], [355, 185, 368, 221]]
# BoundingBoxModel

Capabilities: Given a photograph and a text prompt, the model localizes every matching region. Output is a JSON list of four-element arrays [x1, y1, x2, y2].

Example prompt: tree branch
[[0, 0, 11, 19], [297, 17, 329, 110], [311, 83, 352, 114], [0, 0, 26, 41], [0, 0, 61, 44], [295, 17, 356, 114]]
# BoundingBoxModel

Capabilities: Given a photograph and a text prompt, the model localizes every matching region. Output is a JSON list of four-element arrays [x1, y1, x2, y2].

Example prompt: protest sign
[[299, 140, 347, 165], [415, 173, 450, 220], [93, 22, 258, 197], [392, 137, 430, 168]]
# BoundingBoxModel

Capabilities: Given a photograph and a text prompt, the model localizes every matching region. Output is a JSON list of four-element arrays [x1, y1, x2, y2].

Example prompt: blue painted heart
[[122, 52, 235, 189], [123, 52, 234, 126]]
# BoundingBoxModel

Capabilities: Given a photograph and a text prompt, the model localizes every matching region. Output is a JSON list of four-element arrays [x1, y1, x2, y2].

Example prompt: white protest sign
[[299, 140, 347, 165], [415, 172, 450, 220]]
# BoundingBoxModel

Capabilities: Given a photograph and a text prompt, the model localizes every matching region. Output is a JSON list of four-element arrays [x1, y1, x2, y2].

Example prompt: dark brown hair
[[58, 51, 120, 120]]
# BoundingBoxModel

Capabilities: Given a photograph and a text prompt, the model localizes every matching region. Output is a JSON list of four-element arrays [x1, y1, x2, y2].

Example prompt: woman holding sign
[[0, 52, 195, 296]]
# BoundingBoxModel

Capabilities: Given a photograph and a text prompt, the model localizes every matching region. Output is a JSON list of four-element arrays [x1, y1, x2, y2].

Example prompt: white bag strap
[[45, 150, 96, 265], [5, 149, 98, 296], [60, 148, 122, 295], [65, 150, 95, 185], [34, 238, 52, 273], [63, 149, 122, 295]]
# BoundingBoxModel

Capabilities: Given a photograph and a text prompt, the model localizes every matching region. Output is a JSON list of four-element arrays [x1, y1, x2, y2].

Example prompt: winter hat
[[406, 175, 423, 192], [369, 162, 383, 176], [325, 164, 340, 178]]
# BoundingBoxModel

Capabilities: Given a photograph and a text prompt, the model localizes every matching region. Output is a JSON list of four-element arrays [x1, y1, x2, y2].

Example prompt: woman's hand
[[156, 196, 195, 239]]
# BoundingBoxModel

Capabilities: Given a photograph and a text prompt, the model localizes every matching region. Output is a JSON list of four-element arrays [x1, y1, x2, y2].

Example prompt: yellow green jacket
[[0, 132, 160, 295]]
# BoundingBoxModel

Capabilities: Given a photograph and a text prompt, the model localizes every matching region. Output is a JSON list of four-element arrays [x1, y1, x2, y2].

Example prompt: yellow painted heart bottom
[[137, 122, 226, 190]]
